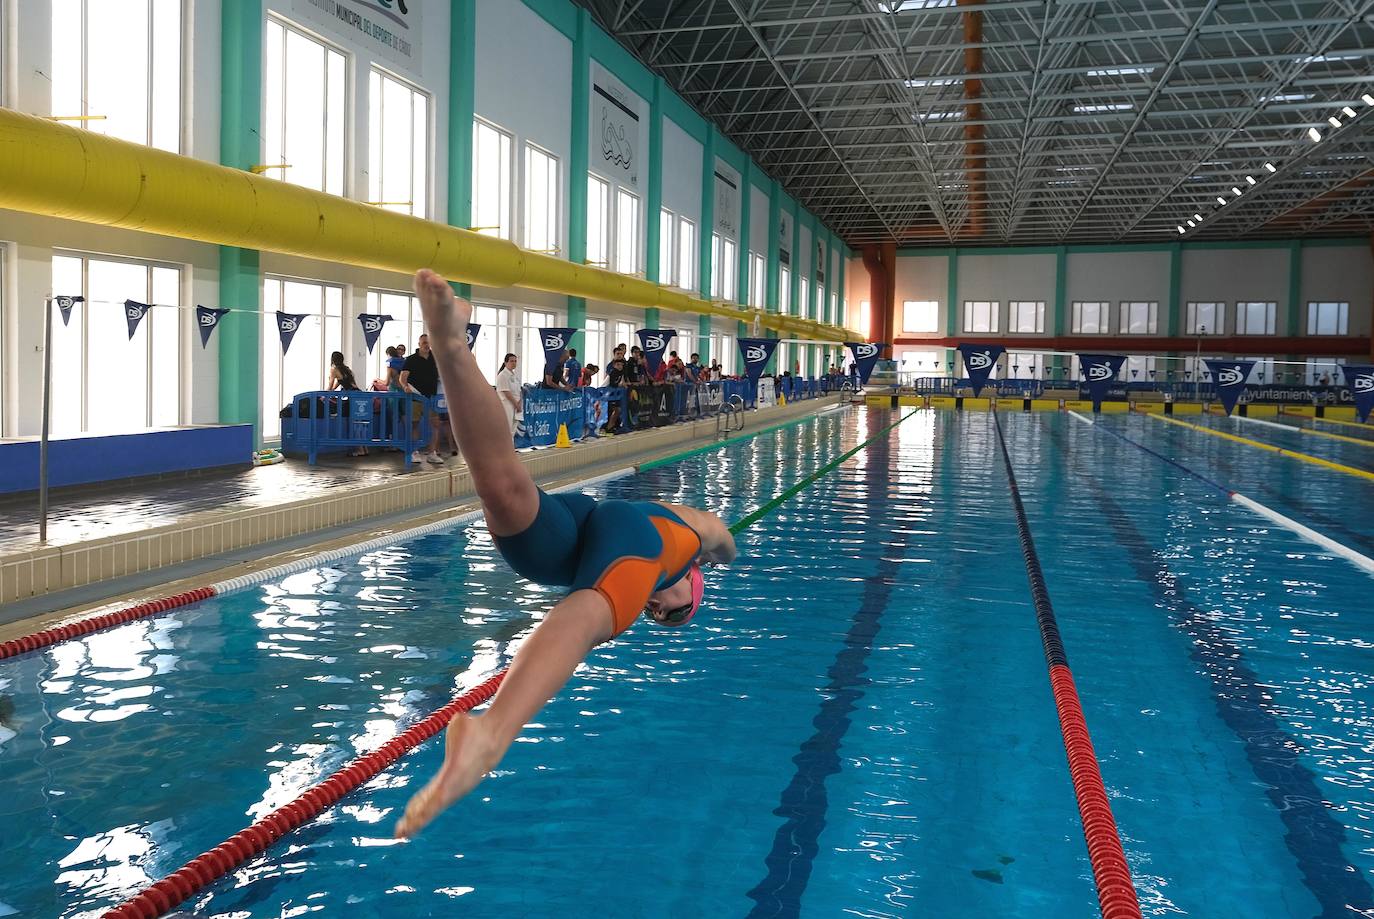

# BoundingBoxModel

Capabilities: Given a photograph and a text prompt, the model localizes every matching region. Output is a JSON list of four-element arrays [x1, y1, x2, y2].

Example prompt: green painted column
[[646, 77, 665, 285], [697, 128, 715, 364], [945, 249, 958, 374], [790, 209, 802, 321], [219, 0, 263, 441], [737, 161, 752, 308], [1052, 245, 1067, 375], [448, 0, 476, 299], [837, 240, 846, 331], [566, 9, 591, 348], [1286, 240, 1303, 376], [766, 180, 780, 313]]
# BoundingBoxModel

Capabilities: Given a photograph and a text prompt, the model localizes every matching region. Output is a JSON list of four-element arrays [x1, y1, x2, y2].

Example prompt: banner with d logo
[[957, 343, 1005, 396], [845, 341, 885, 385], [277, 312, 308, 354], [540, 327, 577, 373], [358, 314, 392, 353], [54, 295, 83, 327], [1340, 365, 1374, 423], [738, 338, 779, 383], [123, 300, 152, 340], [1078, 354, 1126, 410], [636, 328, 675, 376], [195, 306, 231, 348], [1203, 359, 1254, 416], [466, 323, 481, 350]]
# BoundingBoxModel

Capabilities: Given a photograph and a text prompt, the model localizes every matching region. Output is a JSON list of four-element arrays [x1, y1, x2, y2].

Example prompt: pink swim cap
[[659, 563, 705, 627]]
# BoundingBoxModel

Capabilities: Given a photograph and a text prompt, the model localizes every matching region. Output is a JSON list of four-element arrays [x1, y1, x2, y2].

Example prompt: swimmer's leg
[[412, 269, 537, 536], [394, 588, 613, 839]]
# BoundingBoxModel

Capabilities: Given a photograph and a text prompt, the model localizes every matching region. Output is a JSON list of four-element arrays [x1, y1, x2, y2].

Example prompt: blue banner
[[517, 389, 584, 447], [1204, 359, 1255, 416], [636, 328, 675, 376], [739, 337, 779, 383], [124, 299, 151, 340], [1078, 354, 1126, 410], [195, 305, 230, 348], [1339, 364, 1374, 423], [957, 343, 1005, 396], [358, 313, 392, 353], [540, 326, 577, 374], [845, 341, 884, 385], [465, 323, 481, 350], [277, 311, 308, 354], [54, 295, 83, 327], [582, 386, 613, 435]]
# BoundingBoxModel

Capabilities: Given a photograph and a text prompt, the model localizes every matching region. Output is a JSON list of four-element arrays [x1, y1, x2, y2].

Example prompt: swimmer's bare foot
[[412, 269, 472, 348], [393, 713, 500, 839]]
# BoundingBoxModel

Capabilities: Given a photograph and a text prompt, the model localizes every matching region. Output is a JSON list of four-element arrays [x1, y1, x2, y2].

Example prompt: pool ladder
[[716, 395, 745, 437]]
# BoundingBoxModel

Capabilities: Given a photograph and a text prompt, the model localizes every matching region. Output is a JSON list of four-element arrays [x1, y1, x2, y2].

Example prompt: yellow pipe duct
[[0, 109, 851, 343]]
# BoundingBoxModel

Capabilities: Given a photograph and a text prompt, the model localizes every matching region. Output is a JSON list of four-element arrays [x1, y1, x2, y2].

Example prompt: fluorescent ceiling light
[[1303, 51, 1364, 63], [1328, 116, 1342, 127], [917, 110, 964, 121], [1343, 106, 1358, 118], [904, 77, 962, 88], [1192, 213, 1202, 221], [1217, 197, 1226, 205], [1073, 103, 1135, 113], [1177, 226, 1186, 234], [1085, 65, 1156, 77], [1046, 179, 1080, 186], [1264, 162, 1276, 172], [1364, 94, 1374, 106], [1055, 166, 1093, 172], [1245, 175, 1256, 185], [1232, 186, 1243, 195], [1187, 220, 1196, 227], [880, 0, 954, 11], [1308, 127, 1322, 141], [1263, 93, 1309, 103]]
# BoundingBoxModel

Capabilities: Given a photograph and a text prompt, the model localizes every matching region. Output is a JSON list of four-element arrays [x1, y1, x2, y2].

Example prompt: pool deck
[[0, 396, 846, 635]]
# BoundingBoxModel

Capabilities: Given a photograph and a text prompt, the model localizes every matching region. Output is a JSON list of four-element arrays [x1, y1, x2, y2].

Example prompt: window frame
[[472, 116, 514, 240], [1185, 301, 1226, 335], [1071, 301, 1110, 334], [264, 16, 348, 196], [1118, 300, 1158, 335], [1008, 300, 1045, 334], [677, 216, 697, 291], [369, 66, 430, 218], [962, 300, 1000, 334], [1234, 301, 1277, 336], [658, 208, 676, 287], [585, 173, 611, 268], [522, 141, 560, 254], [614, 187, 641, 276], [260, 274, 344, 440], [902, 300, 939, 334], [1306, 301, 1349, 336]]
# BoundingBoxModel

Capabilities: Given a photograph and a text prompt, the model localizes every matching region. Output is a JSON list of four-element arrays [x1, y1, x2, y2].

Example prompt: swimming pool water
[[2, 408, 1373, 917]]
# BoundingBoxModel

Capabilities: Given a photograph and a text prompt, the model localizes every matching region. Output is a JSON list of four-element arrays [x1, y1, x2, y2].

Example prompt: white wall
[[713, 158, 740, 243], [894, 255, 949, 338], [1302, 245, 1372, 336], [959, 253, 1055, 333], [1064, 251, 1170, 324], [660, 118, 701, 219], [749, 184, 769, 258]]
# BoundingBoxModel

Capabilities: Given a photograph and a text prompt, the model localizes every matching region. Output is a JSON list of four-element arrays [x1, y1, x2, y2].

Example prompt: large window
[[1235, 301, 1276, 335], [1125, 355, 1157, 381], [1307, 302, 1349, 335], [711, 235, 737, 301], [779, 266, 791, 314], [265, 18, 346, 195], [261, 277, 342, 440], [473, 304, 510, 387], [615, 189, 641, 275], [677, 328, 695, 363], [1007, 350, 1051, 379], [1009, 301, 1044, 334], [1243, 356, 1275, 384], [586, 175, 610, 267], [963, 301, 999, 333], [799, 279, 810, 321], [614, 320, 636, 358], [472, 119, 512, 239], [1118, 301, 1158, 335], [583, 317, 608, 375], [368, 69, 429, 217], [677, 217, 696, 290], [748, 252, 765, 308], [520, 310, 554, 383], [50, 253, 182, 437], [51, 0, 181, 152], [659, 209, 676, 286], [523, 144, 560, 253], [1306, 357, 1345, 385], [365, 290, 423, 384], [857, 299, 871, 335], [1071, 301, 1110, 334], [1185, 301, 1225, 335], [903, 301, 939, 333]]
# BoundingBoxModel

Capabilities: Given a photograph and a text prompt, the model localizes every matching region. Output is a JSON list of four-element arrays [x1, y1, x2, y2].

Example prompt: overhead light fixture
[[1303, 51, 1364, 63], [1343, 106, 1358, 118], [915, 110, 964, 122], [1264, 162, 1276, 172], [1364, 94, 1374, 106], [880, 0, 954, 11], [1177, 225, 1186, 234], [904, 77, 962, 88], [1085, 65, 1156, 77], [1246, 175, 1256, 185], [1187, 220, 1196, 227], [1073, 103, 1135, 113], [1232, 186, 1243, 195], [1263, 93, 1309, 103], [1328, 116, 1342, 127], [1193, 213, 1202, 221], [1217, 196, 1226, 205], [1308, 127, 1323, 141]]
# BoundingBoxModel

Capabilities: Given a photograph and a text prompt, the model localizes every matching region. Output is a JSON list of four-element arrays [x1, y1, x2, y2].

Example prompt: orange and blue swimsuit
[[492, 490, 702, 636]]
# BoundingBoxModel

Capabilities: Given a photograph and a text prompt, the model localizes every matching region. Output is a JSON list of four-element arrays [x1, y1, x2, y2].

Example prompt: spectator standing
[[327, 351, 360, 392], [625, 346, 646, 384], [685, 353, 703, 383], [564, 348, 582, 388], [385, 346, 405, 392], [495, 352, 523, 439], [543, 351, 574, 391], [400, 333, 445, 465], [580, 363, 598, 387]]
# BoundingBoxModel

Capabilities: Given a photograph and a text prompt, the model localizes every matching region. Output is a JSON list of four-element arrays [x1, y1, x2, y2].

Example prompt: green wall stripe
[[699, 128, 715, 299], [945, 251, 959, 337], [567, 9, 589, 268], [519, 0, 578, 38], [448, 0, 476, 299], [646, 77, 665, 285]]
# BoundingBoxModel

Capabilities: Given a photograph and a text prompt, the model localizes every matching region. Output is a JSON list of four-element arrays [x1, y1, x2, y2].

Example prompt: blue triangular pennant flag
[[54, 295, 83, 327], [1340, 364, 1374, 424], [124, 299, 152, 340], [636, 329, 676, 376], [540, 327, 577, 374], [358, 313, 393, 353], [1204, 359, 1255, 416], [845, 342, 885, 385], [465, 323, 481, 350], [277, 311, 309, 354], [957, 343, 1005, 396], [1078, 354, 1126, 411], [738, 338, 779, 383], [195, 306, 231, 348]]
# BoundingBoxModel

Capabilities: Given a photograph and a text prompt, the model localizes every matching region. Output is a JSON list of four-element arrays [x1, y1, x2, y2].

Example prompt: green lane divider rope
[[729, 410, 918, 535], [638, 403, 847, 472]]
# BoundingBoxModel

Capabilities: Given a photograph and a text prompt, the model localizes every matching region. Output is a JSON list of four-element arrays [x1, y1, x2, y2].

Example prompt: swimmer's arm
[[657, 504, 737, 566]]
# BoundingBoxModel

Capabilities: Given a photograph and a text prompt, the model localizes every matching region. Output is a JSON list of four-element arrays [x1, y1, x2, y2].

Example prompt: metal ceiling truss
[[575, 0, 1374, 247]]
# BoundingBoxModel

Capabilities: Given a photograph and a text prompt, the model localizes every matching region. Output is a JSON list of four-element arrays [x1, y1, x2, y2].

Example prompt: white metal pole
[[39, 297, 53, 543]]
